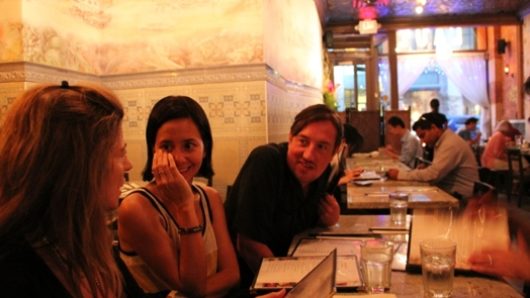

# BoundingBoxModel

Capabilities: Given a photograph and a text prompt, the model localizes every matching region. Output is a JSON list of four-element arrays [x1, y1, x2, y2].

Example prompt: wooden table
[[290, 215, 523, 297], [344, 156, 460, 212], [346, 184, 460, 210], [332, 272, 523, 297], [347, 156, 410, 173]]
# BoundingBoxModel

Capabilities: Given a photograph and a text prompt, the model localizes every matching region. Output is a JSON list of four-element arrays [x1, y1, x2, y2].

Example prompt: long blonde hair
[[0, 83, 124, 297]]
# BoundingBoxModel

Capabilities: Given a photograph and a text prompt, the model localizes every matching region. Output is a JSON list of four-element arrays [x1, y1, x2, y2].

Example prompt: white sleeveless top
[[119, 184, 218, 296]]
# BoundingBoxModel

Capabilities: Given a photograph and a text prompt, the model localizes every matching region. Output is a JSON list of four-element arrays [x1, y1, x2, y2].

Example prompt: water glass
[[420, 238, 456, 298], [389, 192, 408, 226], [360, 239, 393, 293]]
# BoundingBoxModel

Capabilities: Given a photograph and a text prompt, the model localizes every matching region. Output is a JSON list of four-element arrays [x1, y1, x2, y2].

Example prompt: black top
[[0, 239, 70, 298], [0, 237, 146, 298], [224, 143, 330, 286]]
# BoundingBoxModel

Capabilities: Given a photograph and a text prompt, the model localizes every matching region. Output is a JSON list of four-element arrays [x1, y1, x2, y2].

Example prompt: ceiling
[[318, 0, 530, 29], [315, 0, 530, 50]]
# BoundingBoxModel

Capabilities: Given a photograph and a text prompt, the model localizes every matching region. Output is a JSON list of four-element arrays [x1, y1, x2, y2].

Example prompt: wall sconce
[[504, 65, 510, 75]]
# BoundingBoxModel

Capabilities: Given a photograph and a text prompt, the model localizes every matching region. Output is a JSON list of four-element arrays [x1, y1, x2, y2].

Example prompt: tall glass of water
[[360, 239, 393, 293], [420, 238, 456, 298], [389, 192, 408, 226]]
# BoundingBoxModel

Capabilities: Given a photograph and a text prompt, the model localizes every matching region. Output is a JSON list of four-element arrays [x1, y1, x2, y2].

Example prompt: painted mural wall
[[0, 0, 23, 62], [264, 0, 323, 89], [21, 0, 102, 73], [98, 0, 263, 74], [19, 0, 264, 75], [7, 0, 323, 87]]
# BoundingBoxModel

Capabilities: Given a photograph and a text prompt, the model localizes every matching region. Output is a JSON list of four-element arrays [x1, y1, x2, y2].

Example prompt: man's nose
[[302, 143, 318, 160]]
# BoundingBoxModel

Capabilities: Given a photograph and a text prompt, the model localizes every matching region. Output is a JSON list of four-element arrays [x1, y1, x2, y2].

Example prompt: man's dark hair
[[290, 104, 342, 150], [464, 117, 479, 125], [387, 116, 405, 128], [413, 113, 447, 130], [429, 98, 440, 112], [343, 123, 363, 155]]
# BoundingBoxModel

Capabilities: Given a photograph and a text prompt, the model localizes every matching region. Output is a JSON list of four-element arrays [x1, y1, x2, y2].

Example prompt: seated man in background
[[384, 115, 423, 168], [458, 117, 481, 147], [422, 98, 448, 162], [387, 113, 479, 200], [225, 104, 342, 288]]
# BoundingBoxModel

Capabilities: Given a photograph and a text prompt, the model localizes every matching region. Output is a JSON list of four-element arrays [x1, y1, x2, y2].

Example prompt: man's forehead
[[296, 122, 337, 140]]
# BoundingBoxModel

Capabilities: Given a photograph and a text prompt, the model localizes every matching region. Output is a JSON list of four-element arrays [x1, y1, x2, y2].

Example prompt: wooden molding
[[327, 13, 522, 35]]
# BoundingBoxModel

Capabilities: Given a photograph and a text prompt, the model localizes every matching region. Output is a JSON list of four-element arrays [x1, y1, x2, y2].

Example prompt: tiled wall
[[0, 62, 321, 200], [106, 65, 321, 198]]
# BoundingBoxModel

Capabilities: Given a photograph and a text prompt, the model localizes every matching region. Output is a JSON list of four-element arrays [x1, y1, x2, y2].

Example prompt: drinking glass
[[420, 238, 456, 298], [360, 239, 393, 293], [389, 192, 408, 226]]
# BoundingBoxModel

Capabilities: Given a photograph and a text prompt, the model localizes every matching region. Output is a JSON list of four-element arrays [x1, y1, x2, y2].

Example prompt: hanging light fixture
[[415, 0, 427, 14], [353, 0, 387, 35]]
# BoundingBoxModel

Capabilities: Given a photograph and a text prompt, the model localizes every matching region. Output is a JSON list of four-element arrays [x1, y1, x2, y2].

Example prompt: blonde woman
[[0, 83, 134, 296]]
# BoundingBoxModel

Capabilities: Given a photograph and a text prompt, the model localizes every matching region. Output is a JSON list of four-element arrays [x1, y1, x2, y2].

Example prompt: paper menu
[[252, 255, 360, 289], [291, 237, 365, 257], [254, 257, 321, 288], [292, 237, 366, 288]]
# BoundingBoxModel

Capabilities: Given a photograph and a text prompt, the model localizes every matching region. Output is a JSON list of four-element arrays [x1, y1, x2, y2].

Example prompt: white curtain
[[436, 54, 491, 136], [397, 55, 432, 96], [378, 58, 390, 97]]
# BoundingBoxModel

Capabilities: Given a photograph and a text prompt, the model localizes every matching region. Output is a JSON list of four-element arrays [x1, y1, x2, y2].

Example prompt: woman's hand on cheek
[[152, 149, 194, 207]]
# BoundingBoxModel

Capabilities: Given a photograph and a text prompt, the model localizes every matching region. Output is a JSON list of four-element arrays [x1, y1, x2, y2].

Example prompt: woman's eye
[[184, 142, 196, 151]]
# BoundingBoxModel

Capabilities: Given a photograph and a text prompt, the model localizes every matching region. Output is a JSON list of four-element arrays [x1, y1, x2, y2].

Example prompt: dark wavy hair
[[142, 96, 214, 181]]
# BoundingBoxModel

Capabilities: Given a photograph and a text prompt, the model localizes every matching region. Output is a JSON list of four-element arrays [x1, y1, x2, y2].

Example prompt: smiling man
[[387, 113, 479, 200], [224, 104, 342, 288]]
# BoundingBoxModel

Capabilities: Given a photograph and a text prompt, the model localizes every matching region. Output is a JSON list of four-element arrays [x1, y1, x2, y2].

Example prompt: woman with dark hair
[[0, 83, 133, 297], [118, 96, 239, 297]]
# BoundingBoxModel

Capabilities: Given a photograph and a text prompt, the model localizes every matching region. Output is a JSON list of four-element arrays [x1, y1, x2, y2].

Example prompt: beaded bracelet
[[178, 224, 204, 235]]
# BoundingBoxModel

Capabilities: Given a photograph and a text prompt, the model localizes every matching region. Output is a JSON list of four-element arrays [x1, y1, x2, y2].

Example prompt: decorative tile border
[[0, 61, 320, 96], [0, 62, 100, 84], [0, 61, 322, 191]]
